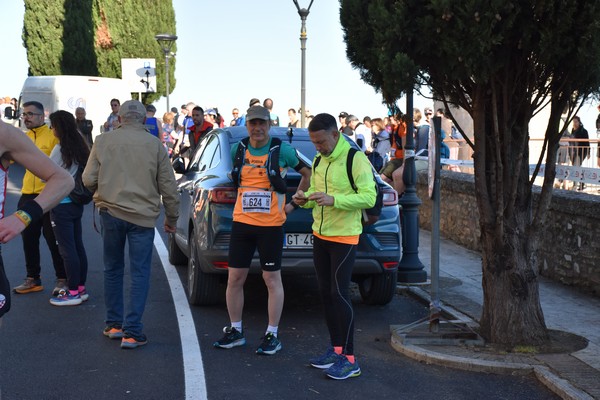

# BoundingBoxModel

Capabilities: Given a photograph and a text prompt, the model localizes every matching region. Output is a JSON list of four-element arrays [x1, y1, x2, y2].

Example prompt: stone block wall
[[416, 170, 600, 296]]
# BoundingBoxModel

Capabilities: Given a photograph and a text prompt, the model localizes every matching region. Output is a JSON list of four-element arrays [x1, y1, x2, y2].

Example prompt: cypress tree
[[23, 0, 176, 104]]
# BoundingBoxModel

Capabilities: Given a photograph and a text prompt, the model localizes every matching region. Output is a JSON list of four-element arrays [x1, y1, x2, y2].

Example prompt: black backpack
[[69, 165, 94, 205], [231, 137, 287, 194], [313, 148, 383, 226]]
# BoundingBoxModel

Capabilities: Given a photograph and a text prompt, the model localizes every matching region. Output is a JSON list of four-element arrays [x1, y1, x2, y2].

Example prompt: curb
[[534, 366, 595, 400], [392, 285, 595, 400]]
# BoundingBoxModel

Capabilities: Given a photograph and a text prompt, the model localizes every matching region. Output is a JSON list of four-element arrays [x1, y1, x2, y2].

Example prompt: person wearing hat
[[338, 112, 353, 136], [204, 108, 219, 129], [83, 99, 179, 349], [213, 105, 311, 355]]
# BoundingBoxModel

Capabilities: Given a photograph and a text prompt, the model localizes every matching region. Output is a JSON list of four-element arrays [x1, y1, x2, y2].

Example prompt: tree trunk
[[474, 93, 550, 346], [478, 216, 549, 346]]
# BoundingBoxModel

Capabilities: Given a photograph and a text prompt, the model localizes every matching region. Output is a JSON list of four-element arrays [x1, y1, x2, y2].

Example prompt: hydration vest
[[231, 137, 287, 194]]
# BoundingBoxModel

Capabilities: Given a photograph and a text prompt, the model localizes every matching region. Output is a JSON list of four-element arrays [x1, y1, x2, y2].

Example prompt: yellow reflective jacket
[[22, 124, 60, 194], [304, 136, 376, 238]]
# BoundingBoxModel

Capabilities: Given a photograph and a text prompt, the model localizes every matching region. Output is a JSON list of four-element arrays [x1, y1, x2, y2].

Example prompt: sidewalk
[[392, 229, 600, 400]]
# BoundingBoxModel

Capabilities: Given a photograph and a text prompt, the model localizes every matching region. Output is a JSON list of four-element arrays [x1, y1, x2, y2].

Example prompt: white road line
[[154, 231, 208, 400]]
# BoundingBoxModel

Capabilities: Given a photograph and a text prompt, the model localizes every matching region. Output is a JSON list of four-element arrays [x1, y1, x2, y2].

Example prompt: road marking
[[154, 231, 207, 400]]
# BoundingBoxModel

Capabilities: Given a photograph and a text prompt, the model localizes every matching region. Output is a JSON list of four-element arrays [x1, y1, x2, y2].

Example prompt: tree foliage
[[23, 0, 177, 104], [341, 0, 600, 346]]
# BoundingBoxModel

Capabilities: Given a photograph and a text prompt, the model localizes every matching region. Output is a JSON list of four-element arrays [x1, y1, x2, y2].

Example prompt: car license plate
[[285, 233, 313, 248]]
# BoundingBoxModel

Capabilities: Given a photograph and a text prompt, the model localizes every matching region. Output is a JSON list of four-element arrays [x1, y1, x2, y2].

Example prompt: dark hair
[[23, 101, 44, 113], [308, 113, 337, 133], [192, 106, 204, 114], [49, 110, 90, 169], [110, 98, 120, 105], [263, 98, 273, 110]]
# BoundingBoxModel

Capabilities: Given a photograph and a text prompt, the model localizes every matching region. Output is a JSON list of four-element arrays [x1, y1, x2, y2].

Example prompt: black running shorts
[[228, 222, 283, 271]]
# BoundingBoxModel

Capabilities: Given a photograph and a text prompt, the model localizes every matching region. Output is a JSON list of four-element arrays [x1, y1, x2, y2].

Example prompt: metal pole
[[300, 15, 307, 128], [165, 53, 170, 112], [429, 116, 442, 332], [293, 0, 313, 128], [397, 89, 427, 283], [155, 34, 177, 111]]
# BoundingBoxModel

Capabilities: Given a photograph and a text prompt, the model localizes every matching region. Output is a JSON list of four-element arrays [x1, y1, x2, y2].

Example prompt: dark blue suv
[[169, 126, 401, 306]]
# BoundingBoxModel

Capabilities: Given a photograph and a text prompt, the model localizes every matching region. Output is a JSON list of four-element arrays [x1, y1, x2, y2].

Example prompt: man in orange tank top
[[213, 106, 311, 355]]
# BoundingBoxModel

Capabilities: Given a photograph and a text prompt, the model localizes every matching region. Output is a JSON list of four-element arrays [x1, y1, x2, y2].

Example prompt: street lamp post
[[397, 90, 427, 283], [155, 33, 177, 111], [293, 0, 314, 128]]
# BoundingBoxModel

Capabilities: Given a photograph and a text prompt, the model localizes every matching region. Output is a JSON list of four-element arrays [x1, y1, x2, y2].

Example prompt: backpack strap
[[346, 148, 358, 192], [313, 155, 322, 169], [231, 137, 249, 188], [266, 137, 287, 194]]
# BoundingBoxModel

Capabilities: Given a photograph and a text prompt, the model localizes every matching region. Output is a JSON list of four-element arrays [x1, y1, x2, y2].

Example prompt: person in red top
[[380, 111, 407, 196], [188, 106, 213, 152]]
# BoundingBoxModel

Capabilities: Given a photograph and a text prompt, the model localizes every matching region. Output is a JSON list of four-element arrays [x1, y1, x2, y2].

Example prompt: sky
[[0, 0, 431, 124], [1, 0, 598, 134]]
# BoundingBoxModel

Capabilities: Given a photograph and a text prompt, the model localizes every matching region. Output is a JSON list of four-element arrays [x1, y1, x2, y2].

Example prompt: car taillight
[[382, 261, 398, 269], [213, 261, 229, 269], [381, 188, 398, 206], [210, 188, 237, 204]]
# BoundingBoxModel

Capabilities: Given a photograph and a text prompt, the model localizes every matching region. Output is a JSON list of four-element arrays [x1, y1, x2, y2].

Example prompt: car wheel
[[187, 231, 224, 305], [168, 232, 188, 265], [358, 269, 398, 305]]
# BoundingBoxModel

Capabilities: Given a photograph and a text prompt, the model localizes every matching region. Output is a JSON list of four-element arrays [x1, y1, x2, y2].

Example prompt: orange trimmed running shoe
[[121, 335, 148, 349], [103, 325, 124, 340], [13, 277, 43, 294]]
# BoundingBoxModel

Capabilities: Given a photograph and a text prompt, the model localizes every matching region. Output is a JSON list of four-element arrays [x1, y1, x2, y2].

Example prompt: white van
[[18, 75, 132, 140]]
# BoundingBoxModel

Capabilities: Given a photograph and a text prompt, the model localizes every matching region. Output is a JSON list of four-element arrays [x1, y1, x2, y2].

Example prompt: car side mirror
[[172, 156, 186, 174]]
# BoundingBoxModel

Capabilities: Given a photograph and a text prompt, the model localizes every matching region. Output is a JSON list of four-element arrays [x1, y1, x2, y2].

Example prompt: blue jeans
[[51, 202, 87, 291], [100, 210, 154, 339]]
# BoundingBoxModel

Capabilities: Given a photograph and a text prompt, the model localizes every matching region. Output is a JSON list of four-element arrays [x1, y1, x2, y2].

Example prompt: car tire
[[187, 231, 224, 305], [168, 232, 188, 265], [358, 269, 397, 305]]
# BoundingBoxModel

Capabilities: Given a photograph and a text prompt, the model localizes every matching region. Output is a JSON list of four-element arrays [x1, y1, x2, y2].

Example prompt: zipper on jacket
[[318, 161, 330, 235]]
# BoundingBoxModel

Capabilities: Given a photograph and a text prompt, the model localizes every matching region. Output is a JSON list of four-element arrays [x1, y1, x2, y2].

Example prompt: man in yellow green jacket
[[13, 101, 66, 295], [292, 113, 375, 380]]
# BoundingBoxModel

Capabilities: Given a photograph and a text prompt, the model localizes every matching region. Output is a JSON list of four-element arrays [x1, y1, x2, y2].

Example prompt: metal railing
[[428, 138, 600, 194]]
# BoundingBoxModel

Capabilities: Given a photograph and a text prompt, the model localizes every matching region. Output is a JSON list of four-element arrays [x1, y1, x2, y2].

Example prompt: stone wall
[[416, 170, 600, 296]]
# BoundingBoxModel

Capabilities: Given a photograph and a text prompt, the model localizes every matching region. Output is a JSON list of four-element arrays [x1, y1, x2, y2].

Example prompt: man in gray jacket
[[83, 100, 179, 349]]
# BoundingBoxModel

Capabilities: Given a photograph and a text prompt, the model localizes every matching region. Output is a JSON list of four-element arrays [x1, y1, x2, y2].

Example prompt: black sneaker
[[213, 327, 246, 349], [256, 332, 282, 355]]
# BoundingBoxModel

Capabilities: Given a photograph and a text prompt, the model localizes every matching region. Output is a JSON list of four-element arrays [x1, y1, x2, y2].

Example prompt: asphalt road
[[0, 164, 558, 400]]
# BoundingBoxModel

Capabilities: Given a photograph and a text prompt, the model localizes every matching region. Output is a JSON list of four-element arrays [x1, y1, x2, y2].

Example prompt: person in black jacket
[[75, 107, 93, 148], [568, 116, 589, 191]]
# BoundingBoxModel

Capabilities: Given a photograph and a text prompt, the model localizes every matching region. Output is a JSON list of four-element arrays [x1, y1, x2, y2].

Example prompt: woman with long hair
[[47, 110, 90, 306]]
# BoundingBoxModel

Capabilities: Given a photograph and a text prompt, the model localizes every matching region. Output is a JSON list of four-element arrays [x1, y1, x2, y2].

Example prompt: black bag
[[367, 151, 384, 172], [69, 165, 93, 205], [313, 148, 383, 226]]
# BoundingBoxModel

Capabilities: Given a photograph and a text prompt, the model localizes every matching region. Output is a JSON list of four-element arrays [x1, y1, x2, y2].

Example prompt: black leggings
[[0, 248, 10, 318], [313, 236, 357, 355], [18, 194, 65, 280]]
